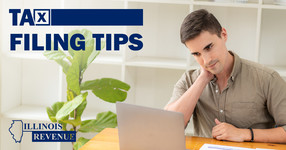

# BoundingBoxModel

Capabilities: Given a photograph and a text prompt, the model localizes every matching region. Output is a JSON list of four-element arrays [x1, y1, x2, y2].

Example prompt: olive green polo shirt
[[169, 51, 286, 138]]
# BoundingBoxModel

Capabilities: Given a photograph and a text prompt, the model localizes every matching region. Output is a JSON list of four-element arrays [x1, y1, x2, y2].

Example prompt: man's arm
[[252, 127, 286, 143], [164, 68, 213, 126], [212, 119, 286, 143]]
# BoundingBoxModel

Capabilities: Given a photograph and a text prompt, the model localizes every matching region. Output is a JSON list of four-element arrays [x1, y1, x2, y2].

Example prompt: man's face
[[185, 29, 228, 75]]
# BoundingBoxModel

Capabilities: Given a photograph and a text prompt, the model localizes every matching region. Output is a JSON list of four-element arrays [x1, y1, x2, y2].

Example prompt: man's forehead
[[185, 32, 215, 52]]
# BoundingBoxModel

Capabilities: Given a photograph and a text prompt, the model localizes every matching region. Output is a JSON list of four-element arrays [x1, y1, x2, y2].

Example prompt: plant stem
[[74, 109, 77, 131], [79, 76, 83, 86], [71, 70, 81, 150]]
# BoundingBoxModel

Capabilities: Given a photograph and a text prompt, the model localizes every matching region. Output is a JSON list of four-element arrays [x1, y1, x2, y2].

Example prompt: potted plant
[[43, 29, 130, 150]]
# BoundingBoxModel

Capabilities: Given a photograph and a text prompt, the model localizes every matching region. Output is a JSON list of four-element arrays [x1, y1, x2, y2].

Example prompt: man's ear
[[221, 27, 227, 42]]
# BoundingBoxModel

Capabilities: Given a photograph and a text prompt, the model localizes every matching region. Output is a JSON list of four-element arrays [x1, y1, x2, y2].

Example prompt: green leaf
[[69, 98, 87, 119], [56, 93, 88, 120], [55, 59, 70, 75], [68, 30, 81, 57], [68, 29, 98, 75], [46, 102, 65, 122], [59, 120, 68, 131], [46, 102, 68, 130], [43, 48, 70, 75], [84, 78, 130, 91], [43, 41, 71, 75], [87, 50, 100, 66], [66, 100, 86, 126], [67, 89, 76, 102], [43, 49, 67, 60], [66, 56, 73, 63], [80, 80, 97, 91], [78, 111, 117, 133], [80, 78, 130, 103], [62, 117, 81, 127], [86, 40, 105, 65], [78, 29, 94, 73], [66, 59, 80, 95], [73, 137, 90, 150], [76, 100, 87, 118]]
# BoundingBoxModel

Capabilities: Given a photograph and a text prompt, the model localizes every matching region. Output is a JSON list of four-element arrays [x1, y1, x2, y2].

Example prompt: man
[[165, 9, 286, 143]]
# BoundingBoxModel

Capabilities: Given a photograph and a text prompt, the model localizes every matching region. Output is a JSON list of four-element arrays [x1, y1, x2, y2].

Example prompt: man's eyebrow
[[203, 42, 213, 50], [191, 52, 198, 55]]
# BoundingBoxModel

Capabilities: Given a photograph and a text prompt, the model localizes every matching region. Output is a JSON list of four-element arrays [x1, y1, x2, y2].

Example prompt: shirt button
[[216, 90, 219, 93], [220, 109, 224, 113]]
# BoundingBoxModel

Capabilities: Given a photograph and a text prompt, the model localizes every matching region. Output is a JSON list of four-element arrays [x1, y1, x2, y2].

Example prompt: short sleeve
[[166, 70, 197, 106], [266, 71, 286, 131]]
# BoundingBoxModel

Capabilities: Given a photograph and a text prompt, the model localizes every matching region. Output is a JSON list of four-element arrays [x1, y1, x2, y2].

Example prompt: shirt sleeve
[[266, 71, 286, 131], [166, 70, 196, 106]]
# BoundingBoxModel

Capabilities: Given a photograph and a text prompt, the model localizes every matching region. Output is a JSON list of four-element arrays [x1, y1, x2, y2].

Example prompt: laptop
[[116, 102, 186, 150]]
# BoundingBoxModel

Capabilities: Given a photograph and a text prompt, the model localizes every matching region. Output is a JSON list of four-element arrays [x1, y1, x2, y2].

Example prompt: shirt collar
[[228, 51, 241, 82]]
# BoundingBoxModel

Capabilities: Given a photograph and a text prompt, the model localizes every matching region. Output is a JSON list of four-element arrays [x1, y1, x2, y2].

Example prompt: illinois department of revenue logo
[[9, 120, 76, 143]]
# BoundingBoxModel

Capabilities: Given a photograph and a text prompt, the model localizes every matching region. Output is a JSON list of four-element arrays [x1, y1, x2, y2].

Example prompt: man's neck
[[216, 51, 234, 82]]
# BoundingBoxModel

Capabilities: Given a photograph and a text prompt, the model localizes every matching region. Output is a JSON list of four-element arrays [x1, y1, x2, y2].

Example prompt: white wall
[[0, 0, 3, 148]]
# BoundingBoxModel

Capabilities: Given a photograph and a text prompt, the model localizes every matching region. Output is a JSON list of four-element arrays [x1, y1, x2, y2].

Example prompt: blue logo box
[[32, 131, 76, 142]]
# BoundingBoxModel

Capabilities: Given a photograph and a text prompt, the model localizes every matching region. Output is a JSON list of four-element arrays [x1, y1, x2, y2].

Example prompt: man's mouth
[[207, 61, 218, 69]]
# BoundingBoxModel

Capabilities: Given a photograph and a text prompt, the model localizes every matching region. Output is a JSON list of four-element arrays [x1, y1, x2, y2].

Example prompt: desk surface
[[80, 128, 286, 150]]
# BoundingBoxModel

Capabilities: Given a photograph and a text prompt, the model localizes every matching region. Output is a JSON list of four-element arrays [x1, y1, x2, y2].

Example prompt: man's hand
[[212, 119, 251, 142], [199, 66, 214, 83]]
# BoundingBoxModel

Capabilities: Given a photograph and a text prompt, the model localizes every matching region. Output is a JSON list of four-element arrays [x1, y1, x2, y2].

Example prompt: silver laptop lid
[[116, 102, 186, 150]]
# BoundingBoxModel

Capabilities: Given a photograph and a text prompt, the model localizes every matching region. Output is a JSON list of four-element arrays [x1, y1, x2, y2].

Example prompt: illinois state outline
[[9, 120, 23, 143]]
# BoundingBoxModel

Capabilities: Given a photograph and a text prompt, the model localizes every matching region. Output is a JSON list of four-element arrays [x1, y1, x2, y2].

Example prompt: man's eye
[[192, 52, 200, 56], [205, 44, 213, 50]]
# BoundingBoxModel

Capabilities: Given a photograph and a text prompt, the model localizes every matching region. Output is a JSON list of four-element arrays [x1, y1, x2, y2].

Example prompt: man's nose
[[202, 53, 212, 66]]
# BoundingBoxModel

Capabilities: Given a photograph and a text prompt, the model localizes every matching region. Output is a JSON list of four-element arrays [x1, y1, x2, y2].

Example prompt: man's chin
[[208, 69, 219, 75]]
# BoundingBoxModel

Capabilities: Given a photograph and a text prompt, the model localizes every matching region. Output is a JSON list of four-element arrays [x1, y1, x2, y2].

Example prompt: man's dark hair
[[180, 9, 222, 44]]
